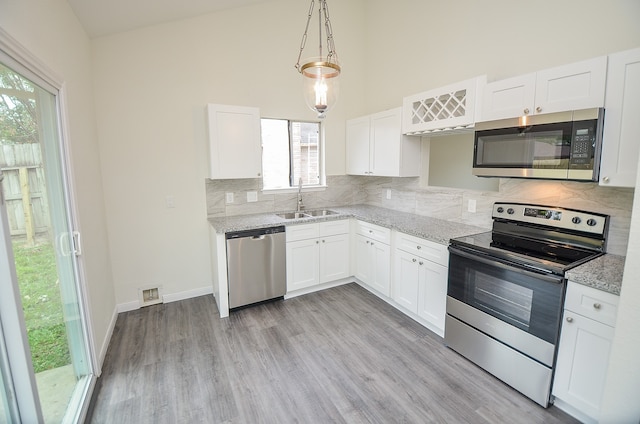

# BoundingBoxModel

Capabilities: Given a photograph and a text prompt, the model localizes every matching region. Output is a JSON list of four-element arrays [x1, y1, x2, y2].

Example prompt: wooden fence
[[0, 144, 51, 243]]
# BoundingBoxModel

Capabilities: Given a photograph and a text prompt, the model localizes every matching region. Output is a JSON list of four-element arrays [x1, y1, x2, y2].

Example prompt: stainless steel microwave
[[473, 108, 604, 181]]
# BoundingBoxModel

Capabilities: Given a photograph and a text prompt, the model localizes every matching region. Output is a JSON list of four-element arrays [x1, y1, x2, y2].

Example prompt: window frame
[[260, 117, 326, 193]]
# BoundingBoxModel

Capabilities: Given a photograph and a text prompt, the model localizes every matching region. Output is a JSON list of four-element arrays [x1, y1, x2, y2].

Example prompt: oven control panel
[[493, 203, 607, 235]]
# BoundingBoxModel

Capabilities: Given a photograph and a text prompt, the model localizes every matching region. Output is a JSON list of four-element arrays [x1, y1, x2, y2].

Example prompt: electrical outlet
[[386, 189, 392, 200], [247, 191, 258, 202], [225, 192, 234, 204], [468, 199, 477, 213]]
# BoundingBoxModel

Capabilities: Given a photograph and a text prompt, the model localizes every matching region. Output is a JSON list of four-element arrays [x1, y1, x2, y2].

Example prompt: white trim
[[96, 307, 118, 376], [116, 285, 214, 313], [284, 278, 351, 299], [0, 27, 61, 94], [162, 285, 213, 303]]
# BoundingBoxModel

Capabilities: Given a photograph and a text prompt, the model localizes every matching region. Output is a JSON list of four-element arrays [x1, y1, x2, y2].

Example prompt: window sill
[[262, 185, 327, 194]]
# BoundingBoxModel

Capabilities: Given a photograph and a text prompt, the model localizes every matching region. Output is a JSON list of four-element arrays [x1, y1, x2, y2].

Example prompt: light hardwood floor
[[86, 283, 578, 423]]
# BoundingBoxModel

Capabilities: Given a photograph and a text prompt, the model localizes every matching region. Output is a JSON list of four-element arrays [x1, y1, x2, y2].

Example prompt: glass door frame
[[0, 28, 98, 423]]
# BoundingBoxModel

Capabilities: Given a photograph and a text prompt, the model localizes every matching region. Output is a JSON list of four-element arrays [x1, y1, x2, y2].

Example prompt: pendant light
[[295, 0, 340, 119]]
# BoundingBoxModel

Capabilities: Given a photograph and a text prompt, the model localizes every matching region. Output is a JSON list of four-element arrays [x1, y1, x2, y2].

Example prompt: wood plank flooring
[[86, 283, 579, 423]]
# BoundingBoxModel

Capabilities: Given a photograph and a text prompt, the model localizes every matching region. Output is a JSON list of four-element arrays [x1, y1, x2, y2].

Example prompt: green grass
[[12, 240, 71, 373]]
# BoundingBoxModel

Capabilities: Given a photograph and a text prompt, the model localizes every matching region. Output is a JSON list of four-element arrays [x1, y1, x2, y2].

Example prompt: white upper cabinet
[[402, 76, 485, 135], [599, 47, 640, 187], [481, 56, 607, 121], [207, 104, 262, 179], [346, 107, 421, 177]]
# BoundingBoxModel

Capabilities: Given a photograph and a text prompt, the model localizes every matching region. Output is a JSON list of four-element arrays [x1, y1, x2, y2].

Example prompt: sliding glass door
[[0, 53, 93, 423]]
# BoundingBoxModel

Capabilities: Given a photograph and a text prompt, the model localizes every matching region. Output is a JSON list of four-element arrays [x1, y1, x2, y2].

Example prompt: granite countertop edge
[[208, 204, 487, 246], [208, 204, 624, 296], [565, 254, 625, 296]]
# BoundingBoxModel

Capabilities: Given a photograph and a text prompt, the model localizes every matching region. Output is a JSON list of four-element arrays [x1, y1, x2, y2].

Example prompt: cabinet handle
[[593, 303, 601, 310], [416, 245, 421, 250], [371, 242, 375, 246], [566, 317, 574, 323], [536, 106, 542, 113], [412, 258, 417, 262], [419, 261, 424, 265], [322, 240, 325, 243], [602, 176, 610, 183], [366, 240, 370, 244], [316, 240, 319, 244], [523, 108, 530, 115]]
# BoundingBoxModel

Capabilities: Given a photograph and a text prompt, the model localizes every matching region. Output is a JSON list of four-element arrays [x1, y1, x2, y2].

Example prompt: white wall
[[361, 0, 640, 113], [0, 0, 115, 368], [91, 0, 366, 305]]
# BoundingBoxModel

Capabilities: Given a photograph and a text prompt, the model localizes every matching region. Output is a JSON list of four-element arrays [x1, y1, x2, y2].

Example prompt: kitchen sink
[[305, 209, 338, 217], [277, 211, 310, 219]]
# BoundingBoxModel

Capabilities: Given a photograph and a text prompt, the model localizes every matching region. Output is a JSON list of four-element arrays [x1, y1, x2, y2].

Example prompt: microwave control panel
[[569, 122, 595, 167]]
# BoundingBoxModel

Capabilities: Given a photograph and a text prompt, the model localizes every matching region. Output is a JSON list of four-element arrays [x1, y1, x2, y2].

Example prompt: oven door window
[[448, 249, 565, 344]]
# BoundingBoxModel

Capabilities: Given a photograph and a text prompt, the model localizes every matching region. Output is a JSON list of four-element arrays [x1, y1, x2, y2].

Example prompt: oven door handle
[[448, 245, 565, 284]]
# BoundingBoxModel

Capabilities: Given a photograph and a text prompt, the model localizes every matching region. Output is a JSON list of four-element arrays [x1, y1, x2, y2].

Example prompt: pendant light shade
[[295, 1, 341, 119]]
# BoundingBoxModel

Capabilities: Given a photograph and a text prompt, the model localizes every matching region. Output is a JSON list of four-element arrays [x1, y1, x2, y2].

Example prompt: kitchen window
[[261, 118, 324, 190]]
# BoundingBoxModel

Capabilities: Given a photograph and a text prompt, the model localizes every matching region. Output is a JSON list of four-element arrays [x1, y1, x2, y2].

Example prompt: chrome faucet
[[296, 177, 304, 212]]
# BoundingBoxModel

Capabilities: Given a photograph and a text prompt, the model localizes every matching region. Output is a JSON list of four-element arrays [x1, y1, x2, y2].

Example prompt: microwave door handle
[[448, 246, 564, 284]]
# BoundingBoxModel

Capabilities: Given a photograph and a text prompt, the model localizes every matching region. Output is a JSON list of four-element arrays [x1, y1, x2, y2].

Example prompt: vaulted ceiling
[[67, 0, 275, 38]]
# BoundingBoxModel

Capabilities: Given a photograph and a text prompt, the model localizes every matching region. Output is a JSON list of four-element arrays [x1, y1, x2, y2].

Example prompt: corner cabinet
[[206, 104, 262, 179], [481, 56, 607, 121], [353, 221, 391, 296], [553, 282, 619, 423], [402, 76, 485, 135], [599, 47, 640, 187], [346, 107, 421, 177], [392, 232, 449, 337]]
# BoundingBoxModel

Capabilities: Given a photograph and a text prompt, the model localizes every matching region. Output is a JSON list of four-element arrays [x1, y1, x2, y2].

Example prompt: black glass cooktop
[[449, 230, 602, 275]]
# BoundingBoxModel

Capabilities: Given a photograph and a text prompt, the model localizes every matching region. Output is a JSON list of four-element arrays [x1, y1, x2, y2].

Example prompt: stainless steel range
[[445, 202, 609, 407]]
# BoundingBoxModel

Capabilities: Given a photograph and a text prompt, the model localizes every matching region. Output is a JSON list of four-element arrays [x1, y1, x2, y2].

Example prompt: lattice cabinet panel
[[402, 76, 485, 136]]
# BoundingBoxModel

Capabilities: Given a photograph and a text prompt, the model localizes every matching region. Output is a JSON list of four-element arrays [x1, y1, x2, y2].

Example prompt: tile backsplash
[[206, 175, 633, 256]]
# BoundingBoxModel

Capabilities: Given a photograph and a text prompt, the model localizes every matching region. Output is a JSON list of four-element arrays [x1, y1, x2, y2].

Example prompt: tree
[[0, 64, 38, 145]]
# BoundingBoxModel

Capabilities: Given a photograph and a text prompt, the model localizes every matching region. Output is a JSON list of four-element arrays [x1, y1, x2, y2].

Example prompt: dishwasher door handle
[[251, 235, 266, 241]]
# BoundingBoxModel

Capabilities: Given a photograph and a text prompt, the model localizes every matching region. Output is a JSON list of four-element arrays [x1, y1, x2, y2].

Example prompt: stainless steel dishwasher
[[226, 226, 286, 309]]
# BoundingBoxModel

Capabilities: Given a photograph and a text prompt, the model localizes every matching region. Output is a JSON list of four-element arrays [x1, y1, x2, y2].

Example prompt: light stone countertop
[[208, 204, 487, 246], [565, 254, 625, 296], [208, 204, 625, 296]]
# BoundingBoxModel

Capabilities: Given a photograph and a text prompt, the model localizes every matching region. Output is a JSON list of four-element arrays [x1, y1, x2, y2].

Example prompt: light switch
[[247, 191, 258, 202], [165, 195, 175, 208], [226, 192, 234, 204]]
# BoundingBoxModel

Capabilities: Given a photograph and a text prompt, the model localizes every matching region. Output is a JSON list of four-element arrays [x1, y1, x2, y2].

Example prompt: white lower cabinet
[[286, 220, 350, 293], [392, 232, 449, 336], [553, 282, 619, 423], [353, 221, 391, 296]]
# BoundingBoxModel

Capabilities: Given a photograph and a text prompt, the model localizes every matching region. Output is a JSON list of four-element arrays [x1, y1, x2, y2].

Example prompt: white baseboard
[[284, 278, 351, 299], [96, 307, 118, 376], [162, 286, 213, 303], [116, 285, 214, 313]]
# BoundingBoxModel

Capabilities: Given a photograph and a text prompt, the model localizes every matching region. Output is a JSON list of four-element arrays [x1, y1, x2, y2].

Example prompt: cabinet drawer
[[286, 223, 319, 242], [564, 281, 619, 327], [355, 220, 391, 244], [395, 232, 448, 267], [319, 219, 349, 237]]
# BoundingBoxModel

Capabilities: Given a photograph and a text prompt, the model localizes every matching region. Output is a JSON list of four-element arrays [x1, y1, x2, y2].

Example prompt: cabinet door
[[534, 56, 607, 115], [207, 104, 262, 179], [481, 73, 536, 121], [369, 240, 391, 297], [353, 234, 372, 284], [370, 109, 402, 176], [417, 260, 448, 336], [553, 312, 615, 421], [393, 249, 419, 313], [286, 239, 319, 291], [600, 47, 640, 187], [319, 234, 350, 283], [345, 116, 371, 175]]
